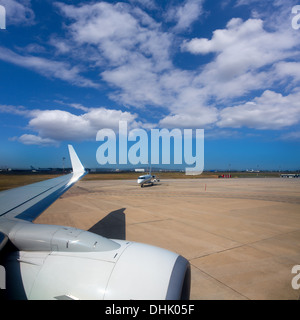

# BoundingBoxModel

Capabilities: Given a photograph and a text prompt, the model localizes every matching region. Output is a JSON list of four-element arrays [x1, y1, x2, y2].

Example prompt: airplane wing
[[0, 145, 86, 223], [0, 145, 190, 300]]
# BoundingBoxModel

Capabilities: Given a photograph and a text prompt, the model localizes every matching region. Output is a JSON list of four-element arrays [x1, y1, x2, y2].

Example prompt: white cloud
[[53, 1, 176, 110], [53, 1, 178, 110], [55, 1, 171, 70], [128, 0, 157, 10], [156, 16, 299, 128], [102, 56, 166, 107], [26, 108, 139, 143], [182, 17, 299, 102], [23, 2, 298, 132], [0, 104, 29, 116], [35, 108, 140, 144], [274, 62, 300, 83], [159, 109, 218, 129], [0, 102, 141, 146], [218, 90, 300, 130], [0, 47, 98, 88], [165, 0, 204, 32], [16, 134, 58, 146], [235, 0, 298, 35], [182, 18, 295, 65], [2, 1, 300, 135]]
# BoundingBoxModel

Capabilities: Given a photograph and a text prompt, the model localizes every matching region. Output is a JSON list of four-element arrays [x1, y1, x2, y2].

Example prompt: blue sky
[[0, 0, 300, 171]]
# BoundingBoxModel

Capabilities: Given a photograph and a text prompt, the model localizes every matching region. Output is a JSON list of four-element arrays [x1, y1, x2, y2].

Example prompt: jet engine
[[1, 223, 190, 300]]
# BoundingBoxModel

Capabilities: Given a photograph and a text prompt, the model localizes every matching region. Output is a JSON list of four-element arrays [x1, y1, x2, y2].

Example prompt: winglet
[[68, 145, 85, 174]]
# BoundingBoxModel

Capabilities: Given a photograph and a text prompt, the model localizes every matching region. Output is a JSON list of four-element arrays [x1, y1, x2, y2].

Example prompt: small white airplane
[[0, 145, 190, 300], [137, 168, 160, 187], [137, 174, 160, 187]]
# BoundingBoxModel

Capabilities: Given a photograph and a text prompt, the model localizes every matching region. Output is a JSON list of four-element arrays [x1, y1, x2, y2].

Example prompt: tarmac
[[35, 177, 300, 300]]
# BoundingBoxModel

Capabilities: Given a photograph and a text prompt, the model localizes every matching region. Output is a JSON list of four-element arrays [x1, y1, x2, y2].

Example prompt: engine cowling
[[2, 223, 190, 300]]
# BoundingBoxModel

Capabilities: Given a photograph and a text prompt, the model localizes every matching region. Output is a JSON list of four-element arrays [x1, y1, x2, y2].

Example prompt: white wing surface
[[0, 145, 86, 223]]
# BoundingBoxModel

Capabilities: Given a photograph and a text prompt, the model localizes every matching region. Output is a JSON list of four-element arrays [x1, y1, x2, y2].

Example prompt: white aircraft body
[[0, 145, 190, 300], [137, 174, 160, 187]]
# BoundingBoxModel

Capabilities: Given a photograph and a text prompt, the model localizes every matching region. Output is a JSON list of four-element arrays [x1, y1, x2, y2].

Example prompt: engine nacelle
[[2, 224, 190, 300], [8, 222, 120, 252]]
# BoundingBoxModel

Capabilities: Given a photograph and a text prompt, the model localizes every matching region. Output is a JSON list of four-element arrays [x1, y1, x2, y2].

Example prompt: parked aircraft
[[137, 167, 160, 187], [137, 174, 161, 187]]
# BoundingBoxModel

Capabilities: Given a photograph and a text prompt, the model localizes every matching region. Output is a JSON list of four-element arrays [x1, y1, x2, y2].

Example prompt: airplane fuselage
[[137, 174, 152, 187]]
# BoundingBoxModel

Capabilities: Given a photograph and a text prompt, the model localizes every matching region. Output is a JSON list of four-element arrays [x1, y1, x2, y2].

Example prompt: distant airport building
[[280, 174, 299, 178], [135, 169, 145, 172]]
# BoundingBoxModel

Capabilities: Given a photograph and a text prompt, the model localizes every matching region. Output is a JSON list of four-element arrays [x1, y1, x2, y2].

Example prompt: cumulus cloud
[[0, 103, 140, 146], [53, 1, 212, 121], [26, 108, 139, 143], [6, 1, 299, 132], [182, 17, 295, 58], [55, 1, 172, 70], [218, 90, 300, 130], [180, 16, 300, 107], [53, 1, 177, 109], [2, 1, 300, 136]]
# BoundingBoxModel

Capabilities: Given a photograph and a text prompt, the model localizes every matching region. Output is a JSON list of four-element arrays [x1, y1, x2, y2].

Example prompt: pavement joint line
[[189, 228, 300, 262], [190, 262, 251, 300], [189, 243, 246, 262], [129, 218, 172, 226], [245, 228, 300, 250], [178, 219, 243, 244], [189, 232, 300, 300]]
